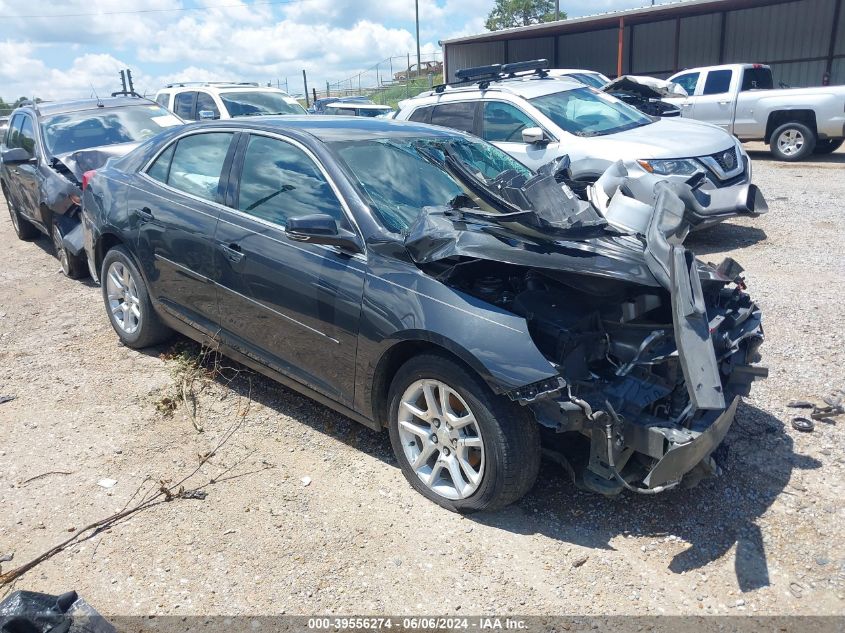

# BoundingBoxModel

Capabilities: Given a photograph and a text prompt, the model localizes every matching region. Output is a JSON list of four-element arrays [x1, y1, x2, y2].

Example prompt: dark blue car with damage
[[80, 116, 766, 511]]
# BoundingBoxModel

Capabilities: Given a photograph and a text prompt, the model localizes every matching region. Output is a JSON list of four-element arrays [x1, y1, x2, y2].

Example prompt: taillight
[[82, 170, 96, 191]]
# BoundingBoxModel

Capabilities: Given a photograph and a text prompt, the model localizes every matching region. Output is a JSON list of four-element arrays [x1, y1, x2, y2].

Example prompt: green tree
[[485, 0, 565, 31]]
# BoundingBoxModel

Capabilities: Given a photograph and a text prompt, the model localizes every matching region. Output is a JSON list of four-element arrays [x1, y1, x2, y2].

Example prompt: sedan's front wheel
[[101, 246, 171, 348], [388, 354, 540, 512], [52, 221, 87, 279]]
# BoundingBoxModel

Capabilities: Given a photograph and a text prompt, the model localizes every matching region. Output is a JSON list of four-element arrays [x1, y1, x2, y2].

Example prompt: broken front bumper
[[640, 396, 738, 489]]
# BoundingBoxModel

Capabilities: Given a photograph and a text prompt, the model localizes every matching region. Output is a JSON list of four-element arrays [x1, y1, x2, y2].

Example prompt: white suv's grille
[[699, 146, 745, 181]]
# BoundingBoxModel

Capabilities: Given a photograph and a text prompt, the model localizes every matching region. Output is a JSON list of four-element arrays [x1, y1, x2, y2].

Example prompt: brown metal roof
[[442, 0, 793, 45]]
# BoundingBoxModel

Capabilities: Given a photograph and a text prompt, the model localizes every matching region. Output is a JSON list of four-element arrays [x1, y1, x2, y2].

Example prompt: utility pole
[[415, 0, 421, 77], [302, 69, 310, 108], [555, 0, 560, 20]]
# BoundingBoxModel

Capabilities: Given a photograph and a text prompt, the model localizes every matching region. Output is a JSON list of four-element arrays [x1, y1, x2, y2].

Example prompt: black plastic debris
[[787, 400, 814, 409], [0, 396, 15, 405], [791, 417, 815, 433], [0, 590, 115, 633]]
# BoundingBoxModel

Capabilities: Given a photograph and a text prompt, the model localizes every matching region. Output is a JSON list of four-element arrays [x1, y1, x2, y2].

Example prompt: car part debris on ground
[[0, 590, 115, 633]]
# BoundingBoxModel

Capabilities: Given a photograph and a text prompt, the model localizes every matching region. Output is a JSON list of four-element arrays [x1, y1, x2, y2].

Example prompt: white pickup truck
[[664, 63, 845, 161]]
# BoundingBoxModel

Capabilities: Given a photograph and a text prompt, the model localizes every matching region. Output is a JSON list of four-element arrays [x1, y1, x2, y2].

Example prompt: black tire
[[387, 353, 540, 513], [769, 122, 816, 161], [813, 139, 844, 155], [52, 221, 87, 279], [3, 187, 39, 240], [100, 245, 172, 348]]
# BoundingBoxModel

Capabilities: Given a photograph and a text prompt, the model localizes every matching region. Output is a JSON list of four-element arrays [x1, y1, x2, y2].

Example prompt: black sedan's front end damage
[[406, 166, 766, 495]]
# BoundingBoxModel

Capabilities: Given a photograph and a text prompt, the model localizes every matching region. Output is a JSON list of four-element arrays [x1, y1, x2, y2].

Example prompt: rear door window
[[702, 70, 733, 95], [195, 92, 220, 119], [151, 132, 234, 202], [408, 106, 432, 123], [430, 102, 477, 134], [481, 101, 536, 142], [174, 92, 197, 120], [672, 72, 700, 95], [237, 135, 347, 227]]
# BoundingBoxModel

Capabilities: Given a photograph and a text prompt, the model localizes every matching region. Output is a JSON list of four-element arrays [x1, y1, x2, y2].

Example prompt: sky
[[0, 0, 667, 102]]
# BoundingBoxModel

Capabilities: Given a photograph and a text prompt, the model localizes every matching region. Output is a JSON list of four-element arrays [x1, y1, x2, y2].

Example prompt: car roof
[[180, 116, 467, 142], [27, 97, 160, 118], [406, 76, 586, 104], [326, 102, 392, 109]]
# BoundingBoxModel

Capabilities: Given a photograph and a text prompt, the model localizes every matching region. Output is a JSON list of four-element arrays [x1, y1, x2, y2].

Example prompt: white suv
[[395, 63, 757, 222], [154, 82, 306, 121]]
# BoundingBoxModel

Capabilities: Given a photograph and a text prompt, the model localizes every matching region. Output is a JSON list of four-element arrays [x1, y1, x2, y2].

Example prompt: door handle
[[136, 207, 154, 222], [718, 100, 730, 105], [681, 103, 693, 107], [219, 242, 245, 264]]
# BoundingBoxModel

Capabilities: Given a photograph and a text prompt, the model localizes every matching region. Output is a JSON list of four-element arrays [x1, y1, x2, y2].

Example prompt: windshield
[[567, 73, 608, 89], [331, 136, 532, 234], [530, 87, 653, 137], [219, 91, 306, 116], [41, 104, 181, 155], [357, 108, 391, 118]]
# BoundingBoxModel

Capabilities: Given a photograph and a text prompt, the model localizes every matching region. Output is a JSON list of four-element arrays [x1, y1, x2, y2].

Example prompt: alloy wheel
[[397, 379, 485, 500], [105, 260, 142, 335], [777, 129, 804, 156], [52, 225, 70, 276], [9, 206, 20, 235]]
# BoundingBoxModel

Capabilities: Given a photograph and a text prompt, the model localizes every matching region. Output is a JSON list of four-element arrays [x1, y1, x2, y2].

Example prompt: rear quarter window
[[408, 106, 433, 123], [430, 102, 477, 134]]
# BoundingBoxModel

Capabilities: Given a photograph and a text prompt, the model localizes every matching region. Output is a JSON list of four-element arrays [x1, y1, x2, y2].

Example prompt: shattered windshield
[[219, 91, 306, 116], [41, 105, 181, 156], [331, 136, 532, 233], [566, 73, 608, 89], [530, 87, 653, 137]]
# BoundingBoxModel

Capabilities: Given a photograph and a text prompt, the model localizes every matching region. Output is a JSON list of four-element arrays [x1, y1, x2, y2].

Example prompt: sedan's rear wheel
[[52, 221, 86, 278], [388, 354, 540, 512], [4, 188, 39, 240], [101, 245, 171, 348]]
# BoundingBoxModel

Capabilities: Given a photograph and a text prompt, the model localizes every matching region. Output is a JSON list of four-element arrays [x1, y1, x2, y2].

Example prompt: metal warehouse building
[[442, 0, 845, 87]]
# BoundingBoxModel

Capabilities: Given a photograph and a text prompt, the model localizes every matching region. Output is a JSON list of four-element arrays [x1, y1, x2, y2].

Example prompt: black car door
[[213, 132, 366, 405], [133, 130, 237, 333], [10, 114, 45, 226]]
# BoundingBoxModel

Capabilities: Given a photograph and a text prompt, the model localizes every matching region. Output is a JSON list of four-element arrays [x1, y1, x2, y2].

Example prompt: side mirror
[[2, 147, 35, 165], [198, 110, 218, 120], [521, 127, 548, 145], [285, 214, 362, 253]]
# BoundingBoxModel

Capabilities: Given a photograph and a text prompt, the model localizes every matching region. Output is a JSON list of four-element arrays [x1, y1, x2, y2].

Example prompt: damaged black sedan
[[1, 97, 182, 277], [82, 117, 765, 511]]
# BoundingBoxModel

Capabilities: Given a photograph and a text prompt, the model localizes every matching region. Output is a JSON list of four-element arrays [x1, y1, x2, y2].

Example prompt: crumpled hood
[[52, 141, 140, 180], [582, 117, 734, 160], [404, 207, 661, 288], [604, 75, 687, 99]]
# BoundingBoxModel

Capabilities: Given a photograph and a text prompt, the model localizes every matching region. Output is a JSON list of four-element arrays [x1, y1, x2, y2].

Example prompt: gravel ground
[[0, 145, 843, 617]]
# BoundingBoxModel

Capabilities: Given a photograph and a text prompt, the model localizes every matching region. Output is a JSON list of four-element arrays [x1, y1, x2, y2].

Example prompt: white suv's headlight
[[637, 158, 700, 176]]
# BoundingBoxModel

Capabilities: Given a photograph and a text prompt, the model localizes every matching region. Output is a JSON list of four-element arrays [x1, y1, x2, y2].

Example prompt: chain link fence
[[321, 52, 443, 108]]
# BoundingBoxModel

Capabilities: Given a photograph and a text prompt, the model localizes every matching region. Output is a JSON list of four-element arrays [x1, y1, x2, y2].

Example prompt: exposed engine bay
[[405, 160, 767, 495]]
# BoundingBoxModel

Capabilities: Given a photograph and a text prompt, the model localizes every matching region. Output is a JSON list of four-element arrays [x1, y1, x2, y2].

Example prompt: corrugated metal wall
[[507, 37, 554, 63], [631, 20, 675, 74], [445, 0, 844, 86], [678, 13, 722, 69], [446, 41, 505, 79], [556, 28, 630, 77]]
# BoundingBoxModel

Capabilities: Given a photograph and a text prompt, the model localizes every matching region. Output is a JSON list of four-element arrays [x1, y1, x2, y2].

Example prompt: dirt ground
[[1, 145, 844, 618]]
